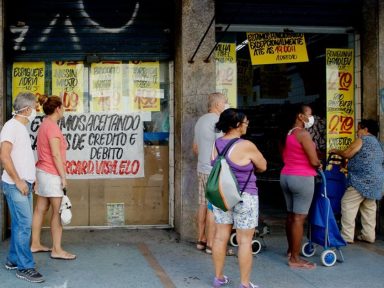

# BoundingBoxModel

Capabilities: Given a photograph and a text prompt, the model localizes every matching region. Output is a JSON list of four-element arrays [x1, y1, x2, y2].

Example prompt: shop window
[[8, 60, 171, 226]]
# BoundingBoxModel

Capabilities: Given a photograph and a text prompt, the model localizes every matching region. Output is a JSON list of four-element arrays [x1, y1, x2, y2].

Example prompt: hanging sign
[[90, 61, 123, 112], [52, 61, 84, 112], [215, 43, 237, 107], [326, 48, 355, 153], [129, 61, 161, 112], [29, 113, 144, 179], [247, 32, 309, 65], [12, 62, 45, 112]]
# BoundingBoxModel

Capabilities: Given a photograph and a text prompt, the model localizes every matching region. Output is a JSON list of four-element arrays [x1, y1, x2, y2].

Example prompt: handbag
[[60, 188, 72, 225], [205, 138, 252, 212]]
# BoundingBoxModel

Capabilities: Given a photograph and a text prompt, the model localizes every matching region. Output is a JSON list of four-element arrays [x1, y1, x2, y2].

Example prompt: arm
[[247, 142, 267, 173], [298, 131, 321, 168], [0, 141, 29, 195], [329, 138, 362, 159], [49, 137, 67, 189], [192, 142, 198, 156]]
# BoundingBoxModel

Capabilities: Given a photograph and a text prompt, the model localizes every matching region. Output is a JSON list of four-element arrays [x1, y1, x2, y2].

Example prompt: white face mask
[[304, 115, 315, 129], [15, 107, 37, 123]]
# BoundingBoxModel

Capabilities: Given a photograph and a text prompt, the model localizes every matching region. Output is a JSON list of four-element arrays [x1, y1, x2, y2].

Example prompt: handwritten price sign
[[328, 115, 353, 134], [326, 48, 355, 152]]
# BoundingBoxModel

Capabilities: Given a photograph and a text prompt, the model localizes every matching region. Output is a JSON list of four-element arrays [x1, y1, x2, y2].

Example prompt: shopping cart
[[301, 170, 347, 267], [229, 221, 270, 255]]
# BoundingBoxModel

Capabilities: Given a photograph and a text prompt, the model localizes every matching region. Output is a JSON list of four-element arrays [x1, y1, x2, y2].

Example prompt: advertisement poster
[[12, 62, 45, 113], [129, 61, 161, 112], [215, 43, 237, 107], [326, 48, 355, 152], [52, 61, 84, 112], [247, 32, 309, 65], [29, 113, 144, 179], [90, 61, 123, 112]]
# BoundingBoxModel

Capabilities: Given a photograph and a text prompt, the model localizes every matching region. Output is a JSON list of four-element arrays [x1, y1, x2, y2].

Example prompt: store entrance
[[229, 32, 354, 211]]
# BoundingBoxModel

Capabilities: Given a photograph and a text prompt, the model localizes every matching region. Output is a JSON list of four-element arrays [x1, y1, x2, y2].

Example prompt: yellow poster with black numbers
[[52, 61, 84, 112], [129, 61, 161, 112], [90, 61, 123, 112], [326, 48, 355, 153], [247, 32, 308, 65], [215, 43, 237, 107], [12, 62, 45, 113]]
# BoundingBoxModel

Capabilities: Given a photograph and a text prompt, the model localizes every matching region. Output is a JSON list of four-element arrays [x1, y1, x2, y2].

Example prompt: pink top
[[36, 117, 67, 175], [281, 132, 317, 176]]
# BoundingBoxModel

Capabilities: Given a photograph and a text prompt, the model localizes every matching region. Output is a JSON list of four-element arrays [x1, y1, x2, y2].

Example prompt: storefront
[[214, 0, 361, 208], [3, 0, 174, 229]]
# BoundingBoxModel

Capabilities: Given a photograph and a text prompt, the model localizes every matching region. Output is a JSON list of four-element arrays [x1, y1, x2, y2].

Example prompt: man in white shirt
[[193, 92, 228, 253], [0, 92, 44, 283]]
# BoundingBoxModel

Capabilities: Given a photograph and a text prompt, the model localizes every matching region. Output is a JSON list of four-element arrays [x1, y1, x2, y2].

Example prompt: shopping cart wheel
[[251, 240, 262, 255], [321, 250, 337, 267], [229, 232, 238, 247], [301, 242, 316, 257]]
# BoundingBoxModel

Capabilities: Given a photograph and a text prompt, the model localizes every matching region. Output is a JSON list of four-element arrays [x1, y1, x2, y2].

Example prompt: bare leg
[[197, 204, 207, 248], [206, 209, 216, 249], [237, 228, 255, 286], [50, 197, 76, 259], [31, 196, 51, 252], [212, 224, 232, 279], [285, 212, 293, 256], [288, 213, 315, 268]]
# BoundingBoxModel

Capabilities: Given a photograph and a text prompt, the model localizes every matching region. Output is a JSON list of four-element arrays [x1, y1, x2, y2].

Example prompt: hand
[[33, 181, 39, 194], [16, 179, 29, 196], [61, 177, 67, 190]]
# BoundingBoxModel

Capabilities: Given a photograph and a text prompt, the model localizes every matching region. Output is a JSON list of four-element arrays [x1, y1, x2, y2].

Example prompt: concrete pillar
[[378, 0, 384, 235], [174, 0, 216, 241], [362, 0, 384, 235], [361, 0, 379, 119], [0, 0, 5, 240]]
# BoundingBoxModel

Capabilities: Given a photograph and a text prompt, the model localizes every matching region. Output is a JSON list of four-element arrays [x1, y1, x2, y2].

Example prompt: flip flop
[[196, 241, 207, 251], [288, 260, 316, 270], [50, 254, 77, 260], [31, 248, 52, 253]]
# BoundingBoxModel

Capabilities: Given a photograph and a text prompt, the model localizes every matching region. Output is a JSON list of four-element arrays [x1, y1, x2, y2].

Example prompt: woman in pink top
[[31, 94, 76, 260], [280, 105, 321, 270]]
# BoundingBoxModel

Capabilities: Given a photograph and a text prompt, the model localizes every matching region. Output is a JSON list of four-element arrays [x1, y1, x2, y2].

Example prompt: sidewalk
[[1, 225, 384, 288]]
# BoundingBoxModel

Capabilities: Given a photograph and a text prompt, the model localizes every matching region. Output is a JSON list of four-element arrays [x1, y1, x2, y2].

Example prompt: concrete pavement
[[1, 222, 384, 288]]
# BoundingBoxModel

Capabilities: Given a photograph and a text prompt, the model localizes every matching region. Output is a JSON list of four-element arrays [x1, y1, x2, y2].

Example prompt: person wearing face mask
[[279, 104, 321, 270], [210, 108, 267, 288], [30, 94, 76, 260], [192, 92, 233, 255], [329, 119, 384, 243], [0, 92, 45, 283]]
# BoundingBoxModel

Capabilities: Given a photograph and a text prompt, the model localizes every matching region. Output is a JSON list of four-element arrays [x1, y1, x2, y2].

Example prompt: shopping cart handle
[[317, 169, 327, 186]]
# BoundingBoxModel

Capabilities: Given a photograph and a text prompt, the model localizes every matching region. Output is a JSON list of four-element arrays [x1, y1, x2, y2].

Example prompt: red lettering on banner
[[67, 160, 141, 176]]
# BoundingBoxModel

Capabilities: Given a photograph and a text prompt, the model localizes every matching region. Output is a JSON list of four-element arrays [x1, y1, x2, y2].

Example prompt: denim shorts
[[212, 193, 259, 229]]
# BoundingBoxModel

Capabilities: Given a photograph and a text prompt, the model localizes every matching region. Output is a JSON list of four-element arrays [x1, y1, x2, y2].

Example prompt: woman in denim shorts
[[210, 109, 267, 288]]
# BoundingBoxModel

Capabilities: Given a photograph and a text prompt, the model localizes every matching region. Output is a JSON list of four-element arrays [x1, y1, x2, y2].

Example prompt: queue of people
[[1, 92, 75, 284], [193, 94, 383, 287]]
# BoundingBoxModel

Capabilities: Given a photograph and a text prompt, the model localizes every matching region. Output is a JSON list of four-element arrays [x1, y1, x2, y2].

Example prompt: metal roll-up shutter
[[5, 0, 174, 61], [216, 0, 361, 29]]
